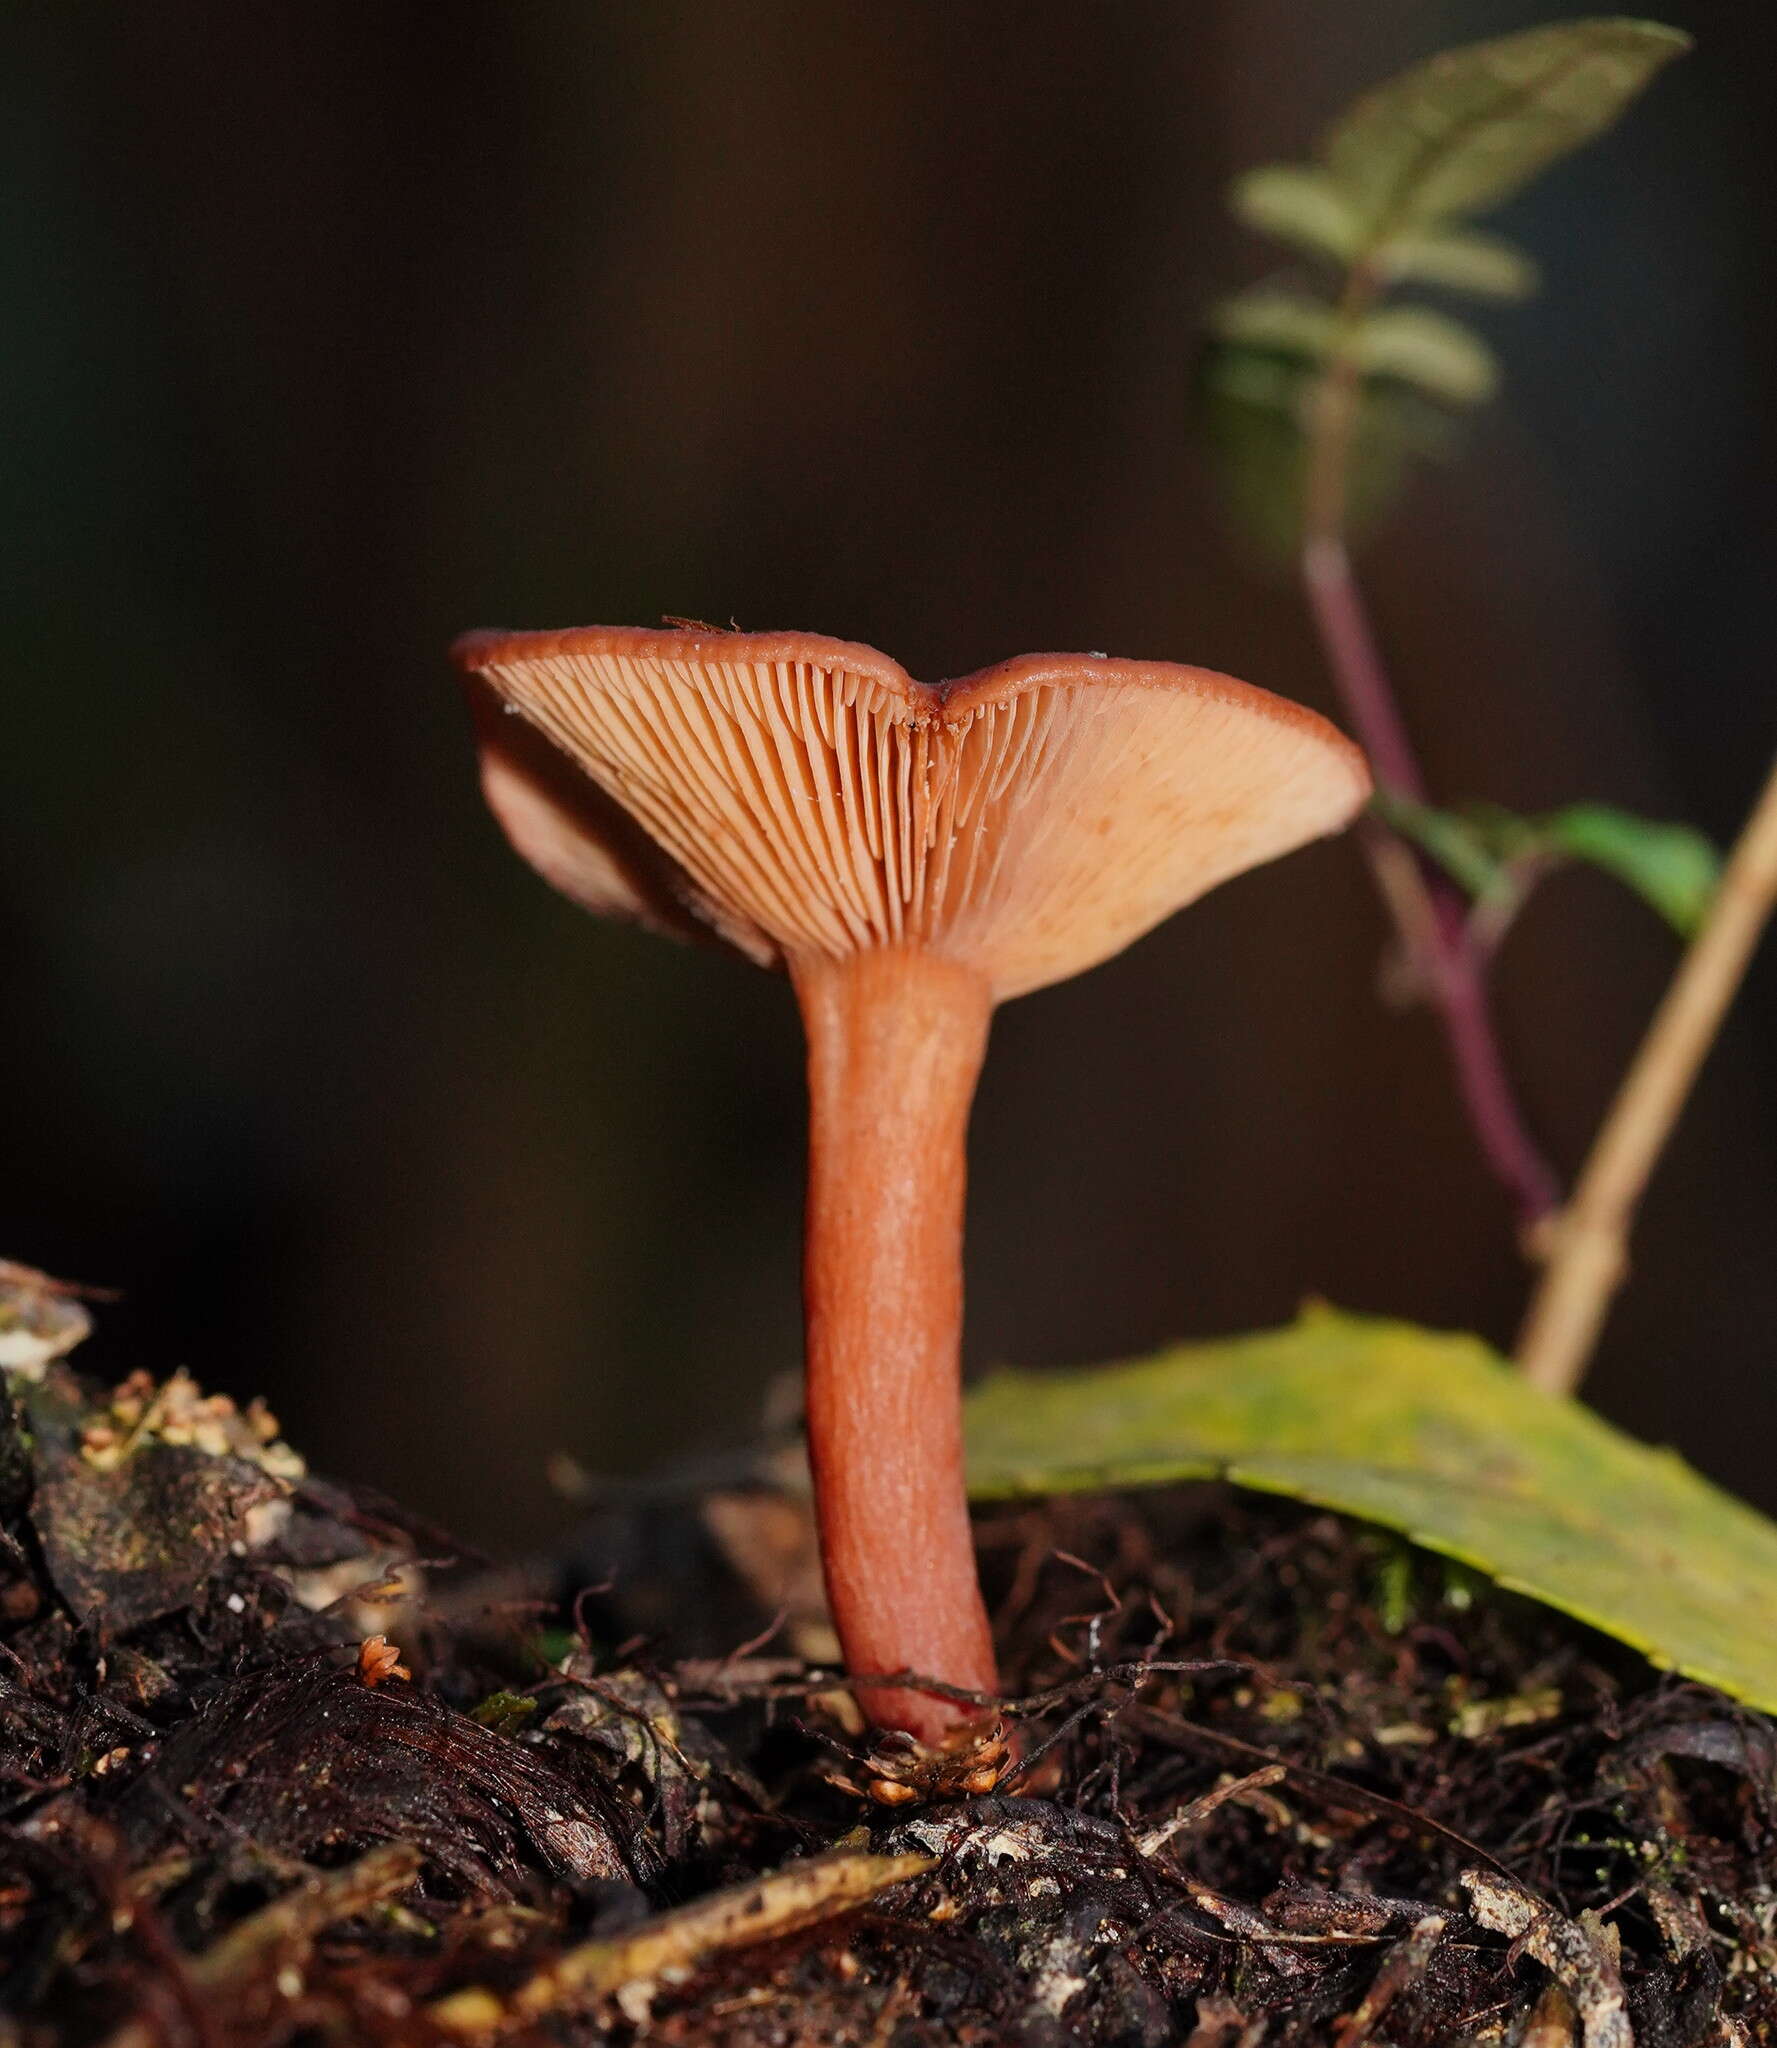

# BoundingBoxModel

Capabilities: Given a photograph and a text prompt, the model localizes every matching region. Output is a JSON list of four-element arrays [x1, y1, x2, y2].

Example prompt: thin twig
[[429, 1848, 934, 2036], [1300, 265, 1558, 1225], [1334, 1913, 1448, 2048], [1516, 749, 1777, 1393], [1136, 1763, 1286, 1857], [676, 1657, 1242, 1717], [1120, 1705, 1523, 1881]]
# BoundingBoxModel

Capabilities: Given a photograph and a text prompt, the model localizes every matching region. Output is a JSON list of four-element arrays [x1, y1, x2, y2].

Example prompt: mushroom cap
[[455, 625, 1370, 1002]]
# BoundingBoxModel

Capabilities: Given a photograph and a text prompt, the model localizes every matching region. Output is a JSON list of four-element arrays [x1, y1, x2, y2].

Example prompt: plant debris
[[1461, 1870, 1631, 2048], [0, 1260, 103, 1380], [3, 1310, 1777, 2042], [430, 1846, 938, 2036]]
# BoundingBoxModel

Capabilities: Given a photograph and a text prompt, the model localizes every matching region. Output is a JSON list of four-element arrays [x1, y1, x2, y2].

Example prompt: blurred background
[[4, 3, 1775, 1551]]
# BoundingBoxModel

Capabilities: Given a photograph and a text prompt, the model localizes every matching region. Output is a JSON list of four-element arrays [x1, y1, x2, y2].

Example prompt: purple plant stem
[[1301, 525, 1560, 1226], [1302, 535, 1428, 802]]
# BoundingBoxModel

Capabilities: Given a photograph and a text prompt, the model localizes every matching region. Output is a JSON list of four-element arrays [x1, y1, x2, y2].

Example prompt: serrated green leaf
[[1229, 163, 1359, 263], [1324, 18, 1690, 241], [1380, 226, 1540, 299], [1356, 306, 1501, 407], [964, 1307, 1777, 1713], [1546, 803, 1721, 935], [1207, 288, 1338, 360]]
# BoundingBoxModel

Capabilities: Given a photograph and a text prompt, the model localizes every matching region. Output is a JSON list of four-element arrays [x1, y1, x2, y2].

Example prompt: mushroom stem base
[[794, 947, 998, 1744]]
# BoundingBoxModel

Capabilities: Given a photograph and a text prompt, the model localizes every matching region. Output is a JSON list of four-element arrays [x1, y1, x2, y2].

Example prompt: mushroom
[[453, 625, 1369, 1744]]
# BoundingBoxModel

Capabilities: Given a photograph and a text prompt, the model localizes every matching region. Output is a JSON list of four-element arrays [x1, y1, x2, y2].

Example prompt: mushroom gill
[[458, 628, 1365, 998]]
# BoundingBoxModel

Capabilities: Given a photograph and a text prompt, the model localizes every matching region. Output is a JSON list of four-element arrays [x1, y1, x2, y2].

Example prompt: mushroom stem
[[793, 946, 998, 1743]]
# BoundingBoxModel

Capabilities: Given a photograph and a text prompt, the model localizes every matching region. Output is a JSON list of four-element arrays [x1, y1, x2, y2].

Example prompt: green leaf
[[1207, 288, 1337, 361], [1371, 792, 1511, 900], [1229, 163, 1359, 263], [1201, 293, 1493, 562], [1545, 802, 1722, 936], [1375, 796, 1718, 939], [1323, 18, 1691, 241], [1208, 293, 1502, 406], [1228, 168, 1538, 295], [965, 1306, 1777, 1714], [1201, 348, 1455, 563], [1380, 226, 1540, 299], [1356, 306, 1501, 407], [470, 1690, 538, 1735]]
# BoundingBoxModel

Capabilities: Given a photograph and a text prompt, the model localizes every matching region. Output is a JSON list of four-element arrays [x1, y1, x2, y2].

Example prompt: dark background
[[5, 3, 1774, 1551]]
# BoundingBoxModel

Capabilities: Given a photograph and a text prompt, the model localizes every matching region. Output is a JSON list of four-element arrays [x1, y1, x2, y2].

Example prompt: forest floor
[[2, 1305, 1774, 2044]]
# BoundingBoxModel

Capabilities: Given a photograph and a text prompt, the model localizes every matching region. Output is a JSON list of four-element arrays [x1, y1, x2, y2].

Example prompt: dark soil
[[2, 1311, 1775, 2044]]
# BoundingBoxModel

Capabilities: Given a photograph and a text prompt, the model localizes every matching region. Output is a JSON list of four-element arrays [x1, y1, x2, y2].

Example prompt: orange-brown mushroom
[[454, 625, 1369, 1743]]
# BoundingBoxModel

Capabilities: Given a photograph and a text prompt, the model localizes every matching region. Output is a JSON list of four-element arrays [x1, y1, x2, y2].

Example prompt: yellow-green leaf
[[1356, 307, 1501, 407], [1380, 226, 1540, 300], [1324, 18, 1690, 241], [965, 1306, 1777, 1713], [1229, 163, 1359, 263]]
